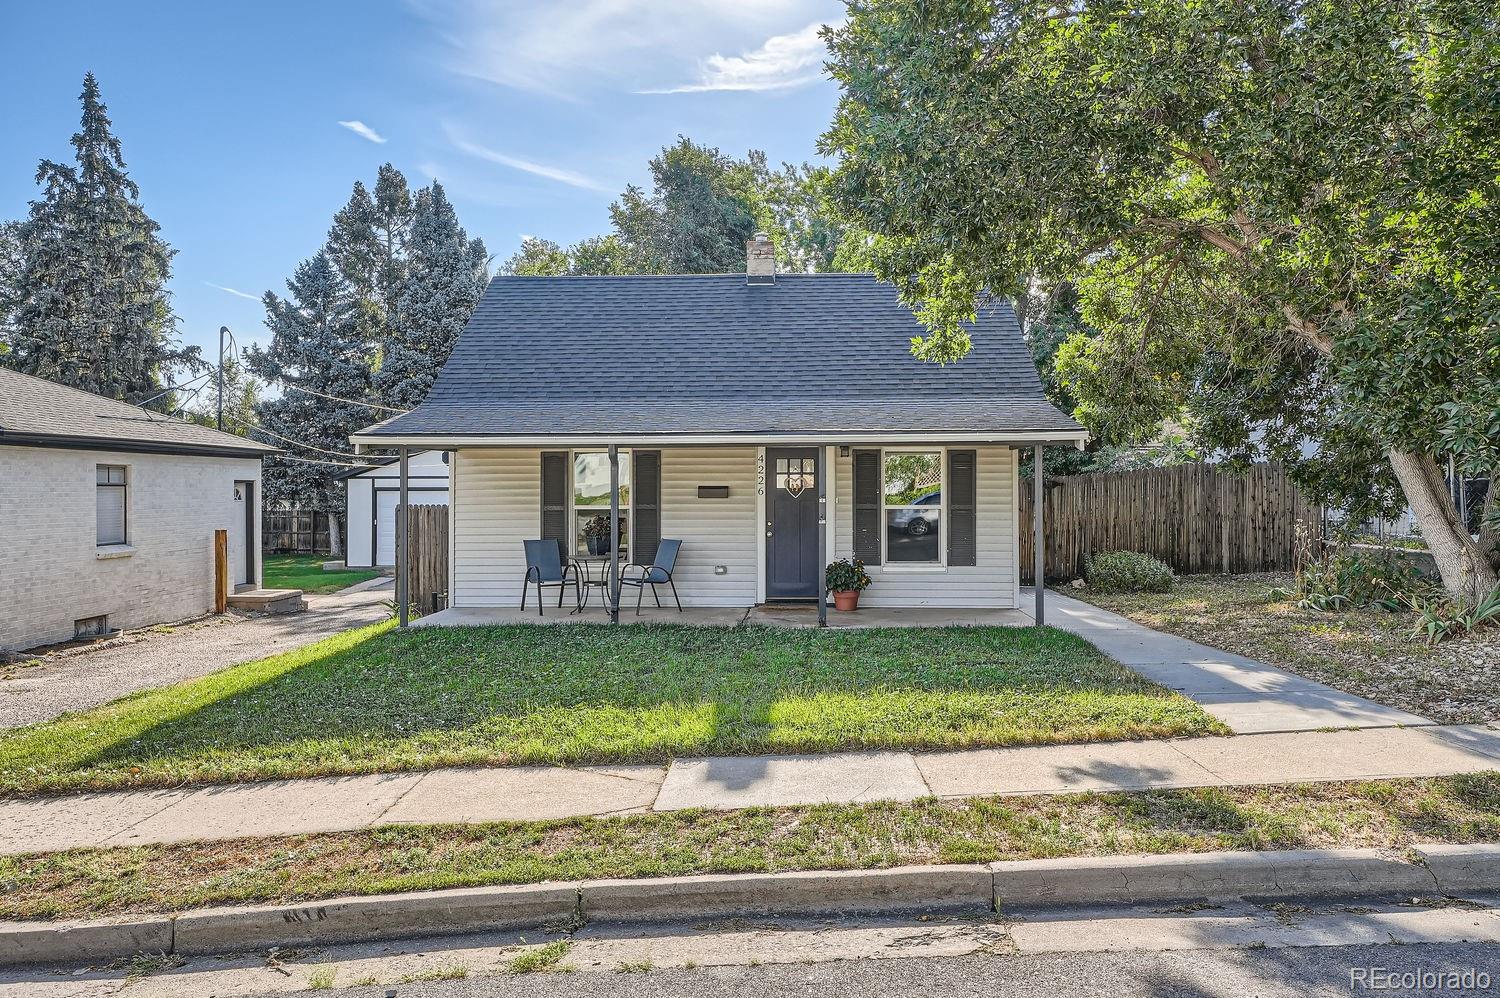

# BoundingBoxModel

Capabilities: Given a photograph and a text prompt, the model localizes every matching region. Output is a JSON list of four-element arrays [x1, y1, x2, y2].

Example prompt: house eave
[[0, 430, 278, 460], [351, 429, 1090, 450]]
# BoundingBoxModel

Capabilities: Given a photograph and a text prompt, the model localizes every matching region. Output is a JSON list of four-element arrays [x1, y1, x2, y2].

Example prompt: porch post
[[608, 444, 620, 624], [397, 446, 409, 627], [1032, 444, 1044, 626], [816, 443, 827, 627]]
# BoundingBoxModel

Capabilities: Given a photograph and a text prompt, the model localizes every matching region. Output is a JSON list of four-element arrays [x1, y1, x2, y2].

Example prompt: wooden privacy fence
[[1019, 462, 1320, 583], [262, 505, 331, 555], [404, 504, 450, 615]]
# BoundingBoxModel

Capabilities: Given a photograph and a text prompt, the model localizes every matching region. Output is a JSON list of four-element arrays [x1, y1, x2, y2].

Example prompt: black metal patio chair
[[520, 539, 582, 616], [619, 538, 683, 615]]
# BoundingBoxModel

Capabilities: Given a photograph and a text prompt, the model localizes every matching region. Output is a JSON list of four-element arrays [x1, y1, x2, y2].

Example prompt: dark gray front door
[[766, 448, 820, 600]]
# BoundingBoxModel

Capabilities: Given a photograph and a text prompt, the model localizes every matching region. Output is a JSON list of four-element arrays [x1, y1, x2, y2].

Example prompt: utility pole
[[217, 326, 229, 431]]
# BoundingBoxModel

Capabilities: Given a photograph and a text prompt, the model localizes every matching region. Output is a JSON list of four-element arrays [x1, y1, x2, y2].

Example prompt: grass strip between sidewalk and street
[[0, 622, 1222, 798], [4, 774, 1499, 922]]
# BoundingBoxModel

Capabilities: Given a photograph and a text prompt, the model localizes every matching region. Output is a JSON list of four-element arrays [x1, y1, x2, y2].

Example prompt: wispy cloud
[[446, 128, 611, 192], [406, 0, 832, 96], [646, 20, 835, 94], [204, 282, 261, 301], [337, 119, 387, 144]]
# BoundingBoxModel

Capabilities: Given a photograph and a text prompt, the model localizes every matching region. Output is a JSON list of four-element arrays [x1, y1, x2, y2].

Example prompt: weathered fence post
[[213, 529, 228, 613]]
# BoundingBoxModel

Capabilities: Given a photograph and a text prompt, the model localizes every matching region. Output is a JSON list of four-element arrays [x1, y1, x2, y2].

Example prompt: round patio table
[[570, 551, 627, 614]]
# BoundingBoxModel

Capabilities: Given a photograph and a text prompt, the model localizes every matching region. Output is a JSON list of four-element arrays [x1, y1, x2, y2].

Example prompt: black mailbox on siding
[[697, 485, 730, 499]]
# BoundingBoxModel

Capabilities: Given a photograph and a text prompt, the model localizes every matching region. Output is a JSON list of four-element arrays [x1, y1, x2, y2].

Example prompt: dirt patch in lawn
[[1075, 573, 1500, 723]]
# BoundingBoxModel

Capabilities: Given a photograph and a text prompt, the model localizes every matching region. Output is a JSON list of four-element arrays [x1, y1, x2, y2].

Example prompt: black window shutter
[[540, 451, 569, 561], [853, 449, 881, 565], [947, 450, 978, 567], [633, 450, 661, 565]]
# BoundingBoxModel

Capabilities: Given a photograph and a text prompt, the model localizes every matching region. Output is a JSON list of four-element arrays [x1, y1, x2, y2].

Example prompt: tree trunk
[[327, 512, 344, 559], [1387, 449, 1499, 603], [1478, 475, 1500, 574]]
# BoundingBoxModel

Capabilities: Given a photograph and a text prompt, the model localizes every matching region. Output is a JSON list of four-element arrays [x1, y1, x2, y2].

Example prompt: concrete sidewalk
[[1031, 589, 1432, 733], [4, 723, 1499, 856]]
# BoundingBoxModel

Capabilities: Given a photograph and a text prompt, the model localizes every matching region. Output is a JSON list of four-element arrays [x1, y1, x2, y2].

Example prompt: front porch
[[409, 602, 1034, 629], [383, 441, 1055, 629]]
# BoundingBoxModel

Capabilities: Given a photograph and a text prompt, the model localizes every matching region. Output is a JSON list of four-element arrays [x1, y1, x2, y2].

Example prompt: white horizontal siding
[[451, 446, 757, 608], [660, 448, 757, 606], [450, 444, 1015, 610], [450, 448, 541, 607], [834, 445, 1017, 608]]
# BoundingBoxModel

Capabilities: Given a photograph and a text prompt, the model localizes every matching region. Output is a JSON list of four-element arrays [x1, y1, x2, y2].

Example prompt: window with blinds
[[96, 465, 127, 546]]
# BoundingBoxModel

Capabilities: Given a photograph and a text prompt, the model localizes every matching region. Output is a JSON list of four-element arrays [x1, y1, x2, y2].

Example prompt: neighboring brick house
[[0, 368, 276, 653]]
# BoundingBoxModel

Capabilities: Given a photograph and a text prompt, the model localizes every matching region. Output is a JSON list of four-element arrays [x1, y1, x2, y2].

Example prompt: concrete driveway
[[0, 581, 393, 729]]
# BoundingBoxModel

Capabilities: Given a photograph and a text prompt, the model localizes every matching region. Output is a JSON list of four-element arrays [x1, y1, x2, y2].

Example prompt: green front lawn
[[0, 623, 1223, 797], [262, 554, 380, 595], [5, 773, 1497, 921]]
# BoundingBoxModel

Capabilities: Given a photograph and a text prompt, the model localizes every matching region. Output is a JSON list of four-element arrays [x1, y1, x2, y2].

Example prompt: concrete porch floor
[[409, 604, 1033, 629]]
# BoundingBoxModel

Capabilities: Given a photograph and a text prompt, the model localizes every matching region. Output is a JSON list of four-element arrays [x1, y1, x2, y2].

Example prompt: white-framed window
[[571, 450, 631, 555], [882, 449, 943, 565], [96, 464, 128, 546]]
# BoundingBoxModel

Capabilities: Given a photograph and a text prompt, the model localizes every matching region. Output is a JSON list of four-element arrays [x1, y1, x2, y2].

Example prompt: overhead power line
[[223, 413, 368, 459], [282, 383, 410, 414], [277, 454, 382, 470], [133, 370, 215, 414]]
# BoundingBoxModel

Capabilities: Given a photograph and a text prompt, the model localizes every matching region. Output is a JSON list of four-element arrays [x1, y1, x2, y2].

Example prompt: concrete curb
[[5, 846, 1500, 967], [990, 848, 1440, 910], [1415, 843, 1500, 895]]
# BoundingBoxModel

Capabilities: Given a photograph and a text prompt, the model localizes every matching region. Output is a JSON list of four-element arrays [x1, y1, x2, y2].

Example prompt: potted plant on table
[[825, 557, 872, 611], [583, 513, 611, 555]]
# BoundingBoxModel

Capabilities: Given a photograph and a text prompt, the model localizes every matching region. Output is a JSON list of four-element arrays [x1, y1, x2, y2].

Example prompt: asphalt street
[[298, 943, 1500, 997]]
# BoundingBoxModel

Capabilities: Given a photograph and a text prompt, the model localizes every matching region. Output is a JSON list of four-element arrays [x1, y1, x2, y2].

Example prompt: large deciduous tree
[[609, 138, 759, 274], [825, 0, 1499, 601], [504, 139, 851, 277], [4, 73, 198, 400]]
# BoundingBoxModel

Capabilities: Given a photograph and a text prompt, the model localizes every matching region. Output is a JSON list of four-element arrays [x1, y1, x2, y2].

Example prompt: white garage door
[[375, 490, 449, 567]]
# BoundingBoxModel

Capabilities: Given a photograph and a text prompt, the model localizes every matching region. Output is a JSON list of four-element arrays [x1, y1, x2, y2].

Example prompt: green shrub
[[1085, 551, 1175, 593], [1281, 548, 1426, 612]]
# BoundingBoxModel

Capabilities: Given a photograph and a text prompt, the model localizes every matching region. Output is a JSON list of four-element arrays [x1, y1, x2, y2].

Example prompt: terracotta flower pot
[[833, 590, 860, 611]]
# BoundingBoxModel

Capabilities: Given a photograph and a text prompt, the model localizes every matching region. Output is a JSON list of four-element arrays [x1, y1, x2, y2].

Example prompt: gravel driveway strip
[[0, 581, 393, 729]]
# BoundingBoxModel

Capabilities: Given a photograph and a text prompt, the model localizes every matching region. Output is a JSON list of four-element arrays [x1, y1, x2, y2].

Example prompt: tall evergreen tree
[[246, 252, 371, 558], [0, 221, 22, 357], [4, 74, 197, 400], [327, 164, 413, 361], [375, 182, 488, 408]]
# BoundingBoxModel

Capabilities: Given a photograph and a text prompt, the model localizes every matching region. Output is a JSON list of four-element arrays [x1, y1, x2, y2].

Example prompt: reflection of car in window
[[890, 491, 941, 535]]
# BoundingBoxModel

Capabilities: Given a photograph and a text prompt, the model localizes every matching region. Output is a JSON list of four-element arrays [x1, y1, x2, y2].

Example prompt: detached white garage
[[341, 450, 450, 568]]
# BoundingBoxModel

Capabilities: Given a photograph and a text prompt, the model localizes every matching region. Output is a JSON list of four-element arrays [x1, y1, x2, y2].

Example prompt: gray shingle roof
[[359, 273, 1083, 439], [0, 367, 276, 457]]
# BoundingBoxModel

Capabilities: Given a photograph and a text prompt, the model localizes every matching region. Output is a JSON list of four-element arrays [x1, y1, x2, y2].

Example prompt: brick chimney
[[746, 231, 775, 285]]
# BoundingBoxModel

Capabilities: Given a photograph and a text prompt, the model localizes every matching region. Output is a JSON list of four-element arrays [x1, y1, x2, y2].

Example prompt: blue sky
[[0, 0, 844, 360]]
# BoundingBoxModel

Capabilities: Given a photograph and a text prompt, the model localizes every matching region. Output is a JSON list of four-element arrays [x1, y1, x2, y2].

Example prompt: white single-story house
[[352, 235, 1086, 625], [0, 368, 277, 653], [339, 450, 450, 568]]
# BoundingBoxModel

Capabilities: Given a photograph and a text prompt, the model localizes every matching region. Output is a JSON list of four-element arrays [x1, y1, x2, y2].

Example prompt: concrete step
[[226, 589, 306, 615]]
